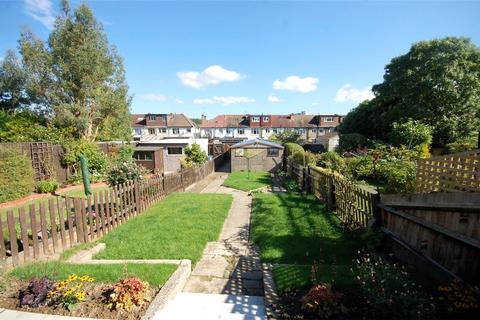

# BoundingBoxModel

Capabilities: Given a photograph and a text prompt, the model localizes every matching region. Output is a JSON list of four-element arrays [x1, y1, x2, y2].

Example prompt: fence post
[[134, 180, 141, 214], [326, 174, 335, 211], [371, 193, 382, 228]]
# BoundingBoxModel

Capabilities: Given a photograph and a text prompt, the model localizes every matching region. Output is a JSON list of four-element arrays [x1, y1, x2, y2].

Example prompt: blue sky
[[1, 1, 479, 118]]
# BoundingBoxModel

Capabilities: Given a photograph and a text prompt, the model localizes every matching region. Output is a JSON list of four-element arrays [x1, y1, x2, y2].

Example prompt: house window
[[273, 128, 278, 134], [265, 128, 270, 134], [160, 128, 167, 133], [267, 148, 279, 157], [148, 128, 156, 135], [252, 128, 259, 135], [134, 128, 142, 135], [187, 128, 191, 133], [238, 129, 245, 135], [311, 129, 317, 133], [167, 147, 183, 155], [251, 116, 260, 122], [296, 128, 305, 134], [172, 128, 180, 134], [324, 117, 334, 122], [235, 149, 244, 157], [218, 128, 224, 134], [226, 128, 232, 134], [134, 151, 153, 161], [263, 116, 270, 122], [148, 115, 156, 121]]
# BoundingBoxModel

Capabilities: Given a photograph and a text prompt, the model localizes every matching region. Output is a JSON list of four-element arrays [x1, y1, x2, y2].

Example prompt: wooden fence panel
[[416, 149, 480, 193]]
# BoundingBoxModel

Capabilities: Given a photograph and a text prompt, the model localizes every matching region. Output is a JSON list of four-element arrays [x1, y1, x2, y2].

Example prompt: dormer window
[[324, 116, 333, 122], [263, 116, 270, 122], [251, 116, 260, 122], [148, 115, 156, 121]]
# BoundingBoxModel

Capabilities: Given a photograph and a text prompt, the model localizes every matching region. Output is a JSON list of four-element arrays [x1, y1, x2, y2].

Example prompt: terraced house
[[131, 113, 199, 139], [200, 113, 344, 150]]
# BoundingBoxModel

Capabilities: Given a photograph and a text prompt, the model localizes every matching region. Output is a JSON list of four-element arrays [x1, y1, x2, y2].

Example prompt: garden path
[[154, 172, 267, 319]]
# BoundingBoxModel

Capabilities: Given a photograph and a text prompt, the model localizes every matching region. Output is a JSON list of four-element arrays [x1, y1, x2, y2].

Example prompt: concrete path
[[156, 173, 267, 319]]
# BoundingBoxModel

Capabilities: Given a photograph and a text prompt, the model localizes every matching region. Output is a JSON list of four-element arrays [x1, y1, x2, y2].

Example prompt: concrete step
[[154, 293, 266, 320]]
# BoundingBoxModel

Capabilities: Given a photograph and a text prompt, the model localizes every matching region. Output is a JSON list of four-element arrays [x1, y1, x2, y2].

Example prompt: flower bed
[[0, 275, 157, 320]]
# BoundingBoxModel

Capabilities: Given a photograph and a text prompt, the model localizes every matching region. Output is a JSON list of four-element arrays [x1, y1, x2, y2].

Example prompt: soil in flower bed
[[273, 287, 365, 320], [0, 278, 158, 320]]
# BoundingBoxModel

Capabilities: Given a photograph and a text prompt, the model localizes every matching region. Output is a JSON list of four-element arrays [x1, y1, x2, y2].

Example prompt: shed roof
[[230, 138, 284, 149], [134, 146, 163, 151]]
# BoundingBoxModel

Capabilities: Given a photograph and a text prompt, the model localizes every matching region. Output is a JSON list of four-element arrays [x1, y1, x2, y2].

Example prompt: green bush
[[317, 151, 346, 172], [338, 133, 370, 152], [63, 140, 108, 178], [106, 161, 148, 186], [390, 119, 432, 148], [0, 148, 35, 202], [284, 142, 304, 157], [116, 144, 134, 163], [346, 155, 374, 179], [183, 143, 208, 167], [377, 159, 417, 194], [36, 179, 59, 194]]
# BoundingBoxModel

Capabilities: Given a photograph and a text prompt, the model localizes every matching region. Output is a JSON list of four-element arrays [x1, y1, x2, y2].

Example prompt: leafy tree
[[390, 119, 432, 148], [338, 133, 371, 152], [12, 0, 131, 141], [0, 110, 70, 144], [0, 50, 29, 111], [341, 37, 480, 148], [270, 130, 302, 145]]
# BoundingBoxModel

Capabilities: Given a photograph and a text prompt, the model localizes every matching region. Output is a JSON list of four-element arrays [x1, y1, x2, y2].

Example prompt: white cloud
[[193, 96, 255, 106], [142, 93, 167, 102], [24, 0, 55, 30], [175, 99, 184, 104], [273, 75, 318, 93], [267, 95, 282, 103], [334, 84, 374, 102], [177, 65, 242, 88]]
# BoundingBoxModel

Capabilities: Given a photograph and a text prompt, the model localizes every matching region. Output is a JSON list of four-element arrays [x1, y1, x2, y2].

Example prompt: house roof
[[131, 113, 196, 127], [230, 138, 284, 149], [200, 114, 343, 128], [134, 146, 163, 151]]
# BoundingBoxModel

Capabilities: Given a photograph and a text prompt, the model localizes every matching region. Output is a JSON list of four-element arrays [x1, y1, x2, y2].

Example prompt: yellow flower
[[68, 274, 78, 281]]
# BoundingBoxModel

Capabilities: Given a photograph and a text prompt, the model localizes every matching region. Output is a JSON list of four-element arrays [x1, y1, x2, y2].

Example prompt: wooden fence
[[0, 160, 214, 268], [1, 142, 69, 184], [416, 149, 480, 193], [285, 157, 480, 285], [379, 193, 480, 285], [286, 160, 378, 228]]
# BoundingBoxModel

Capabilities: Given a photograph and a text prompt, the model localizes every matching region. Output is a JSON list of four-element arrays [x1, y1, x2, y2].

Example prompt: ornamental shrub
[[377, 159, 417, 194], [107, 277, 150, 311], [317, 151, 346, 172], [183, 143, 207, 166], [301, 283, 346, 319], [390, 119, 432, 149], [354, 253, 435, 320], [285, 142, 304, 157], [338, 133, 371, 152], [63, 139, 108, 178], [36, 179, 59, 194], [19, 277, 54, 308], [106, 161, 148, 186], [0, 148, 35, 203]]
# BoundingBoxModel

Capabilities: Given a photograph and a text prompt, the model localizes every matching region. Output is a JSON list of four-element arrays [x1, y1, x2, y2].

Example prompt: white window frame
[[148, 115, 156, 121], [226, 128, 232, 134], [237, 129, 245, 135], [148, 128, 156, 135], [324, 117, 334, 122], [252, 128, 259, 135], [134, 128, 142, 135], [251, 116, 260, 122], [160, 128, 167, 133], [265, 128, 270, 134], [273, 128, 278, 134], [172, 128, 180, 134], [263, 116, 270, 122]]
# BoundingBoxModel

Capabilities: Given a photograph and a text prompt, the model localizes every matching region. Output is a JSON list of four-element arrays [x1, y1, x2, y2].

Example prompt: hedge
[[0, 148, 35, 203]]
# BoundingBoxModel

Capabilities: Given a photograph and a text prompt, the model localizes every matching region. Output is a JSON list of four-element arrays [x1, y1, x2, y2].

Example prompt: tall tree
[[16, 0, 131, 141], [0, 50, 28, 111], [341, 37, 480, 147]]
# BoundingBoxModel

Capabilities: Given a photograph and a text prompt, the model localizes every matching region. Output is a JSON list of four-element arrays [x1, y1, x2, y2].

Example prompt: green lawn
[[10, 262, 176, 287], [8, 192, 232, 286], [223, 171, 272, 191], [251, 192, 362, 293], [95, 193, 233, 264]]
